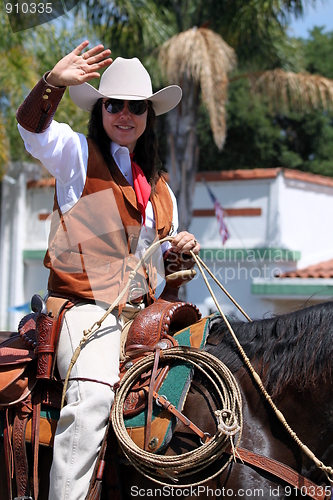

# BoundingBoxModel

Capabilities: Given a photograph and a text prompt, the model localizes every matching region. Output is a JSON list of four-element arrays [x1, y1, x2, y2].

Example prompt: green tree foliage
[[197, 27, 333, 176], [302, 26, 333, 78], [72, 0, 333, 231], [276, 111, 333, 175], [76, 0, 174, 59], [76, 0, 310, 70], [0, 10, 39, 175], [2, 0, 332, 188], [197, 79, 284, 171], [0, 8, 99, 177]]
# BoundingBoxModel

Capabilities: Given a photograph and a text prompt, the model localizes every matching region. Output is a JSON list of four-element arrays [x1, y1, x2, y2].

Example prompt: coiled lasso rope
[[111, 347, 242, 487]]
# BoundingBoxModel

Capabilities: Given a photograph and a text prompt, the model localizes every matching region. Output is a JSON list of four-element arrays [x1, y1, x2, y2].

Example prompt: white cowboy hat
[[69, 57, 182, 116]]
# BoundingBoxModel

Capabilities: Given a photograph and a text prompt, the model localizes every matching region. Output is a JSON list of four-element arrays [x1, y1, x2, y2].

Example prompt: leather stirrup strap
[[143, 387, 211, 444], [144, 348, 161, 451], [3, 408, 13, 500], [103, 428, 123, 500], [224, 445, 330, 500], [31, 393, 41, 500], [12, 399, 33, 498]]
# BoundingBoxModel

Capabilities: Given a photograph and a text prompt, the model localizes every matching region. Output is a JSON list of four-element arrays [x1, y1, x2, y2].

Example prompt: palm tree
[[249, 68, 333, 113], [159, 27, 237, 230]]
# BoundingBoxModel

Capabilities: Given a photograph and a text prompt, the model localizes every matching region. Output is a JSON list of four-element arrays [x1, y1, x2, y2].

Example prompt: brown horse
[[117, 301, 333, 499], [2, 301, 333, 499]]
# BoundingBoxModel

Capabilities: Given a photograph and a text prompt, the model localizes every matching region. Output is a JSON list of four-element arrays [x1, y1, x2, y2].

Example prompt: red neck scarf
[[130, 153, 151, 226]]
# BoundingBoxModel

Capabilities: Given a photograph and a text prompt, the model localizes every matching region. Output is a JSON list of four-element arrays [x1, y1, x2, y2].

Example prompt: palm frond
[[159, 27, 237, 150], [250, 69, 333, 114]]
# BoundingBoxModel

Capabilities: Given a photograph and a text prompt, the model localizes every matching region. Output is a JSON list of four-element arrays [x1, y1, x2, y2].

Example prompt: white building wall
[[185, 259, 284, 320], [265, 171, 283, 247], [24, 259, 49, 303], [25, 188, 53, 251], [0, 171, 25, 330], [0, 162, 42, 330], [188, 170, 333, 319], [23, 187, 54, 313], [279, 176, 333, 268]]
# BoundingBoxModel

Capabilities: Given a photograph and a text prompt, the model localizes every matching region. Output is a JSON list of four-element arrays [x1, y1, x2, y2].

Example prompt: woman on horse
[[16, 41, 200, 500]]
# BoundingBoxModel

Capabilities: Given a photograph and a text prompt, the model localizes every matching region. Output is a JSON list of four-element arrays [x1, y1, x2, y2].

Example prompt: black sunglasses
[[103, 99, 148, 116]]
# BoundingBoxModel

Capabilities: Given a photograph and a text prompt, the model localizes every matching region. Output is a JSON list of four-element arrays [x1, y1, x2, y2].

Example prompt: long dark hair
[[87, 99, 161, 189]]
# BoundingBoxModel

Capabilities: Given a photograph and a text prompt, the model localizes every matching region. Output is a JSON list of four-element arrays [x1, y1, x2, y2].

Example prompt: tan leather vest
[[44, 139, 173, 306]]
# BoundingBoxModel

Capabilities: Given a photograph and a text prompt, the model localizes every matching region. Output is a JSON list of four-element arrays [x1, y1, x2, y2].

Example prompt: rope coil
[[111, 347, 243, 487]]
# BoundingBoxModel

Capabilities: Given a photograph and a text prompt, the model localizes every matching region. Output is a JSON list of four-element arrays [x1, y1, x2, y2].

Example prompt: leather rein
[[224, 445, 332, 500]]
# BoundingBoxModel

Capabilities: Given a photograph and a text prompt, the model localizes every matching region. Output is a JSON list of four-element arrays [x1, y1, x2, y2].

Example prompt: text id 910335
[[5, 2, 53, 14]]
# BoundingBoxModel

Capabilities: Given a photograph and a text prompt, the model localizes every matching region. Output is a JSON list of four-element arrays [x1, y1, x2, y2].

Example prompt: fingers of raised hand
[[81, 45, 111, 62], [83, 43, 110, 58], [78, 46, 112, 77], [72, 40, 90, 56]]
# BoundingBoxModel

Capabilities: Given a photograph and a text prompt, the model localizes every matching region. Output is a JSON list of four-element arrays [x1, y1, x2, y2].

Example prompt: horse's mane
[[207, 301, 333, 399]]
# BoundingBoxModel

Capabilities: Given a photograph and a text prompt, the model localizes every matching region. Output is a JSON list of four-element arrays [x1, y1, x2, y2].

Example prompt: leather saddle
[[0, 294, 72, 407], [0, 294, 71, 500], [0, 293, 201, 499], [0, 331, 63, 500]]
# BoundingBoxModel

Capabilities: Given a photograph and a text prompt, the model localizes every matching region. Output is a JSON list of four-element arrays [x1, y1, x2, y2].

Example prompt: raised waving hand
[[46, 40, 112, 88]]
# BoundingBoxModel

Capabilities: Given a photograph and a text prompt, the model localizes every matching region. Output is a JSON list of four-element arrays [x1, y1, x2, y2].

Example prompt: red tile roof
[[197, 168, 333, 187], [27, 168, 333, 189], [278, 259, 333, 279]]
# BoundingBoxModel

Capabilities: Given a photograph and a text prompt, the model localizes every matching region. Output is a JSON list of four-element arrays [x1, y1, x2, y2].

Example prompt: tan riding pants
[[48, 301, 141, 500]]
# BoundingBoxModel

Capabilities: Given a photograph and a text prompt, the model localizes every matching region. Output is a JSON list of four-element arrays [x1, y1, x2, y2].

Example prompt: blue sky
[[288, 1, 333, 38]]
